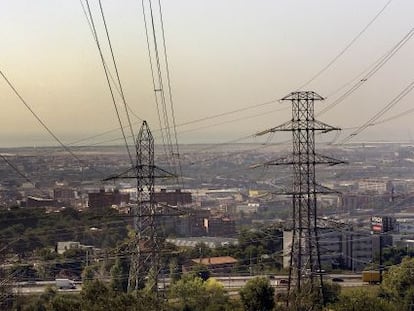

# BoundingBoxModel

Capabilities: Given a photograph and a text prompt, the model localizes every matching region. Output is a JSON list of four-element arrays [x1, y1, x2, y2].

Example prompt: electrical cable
[[66, 98, 284, 148], [141, 0, 169, 160], [340, 81, 414, 144], [147, 0, 177, 175], [317, 28, 414, 117], [157, 0, 184, 188], [79, 0, 143, 125], [0, 70, 105, 178], [177, 99, 282, 128], [84, 0, 135, 167], [296, 0, 394, 90], [0, 154, 34, 185], [147, 0, 173, 151], [98, 0, 136, 144], [332, 105, 414, 140], [374, 106, 414, 126]]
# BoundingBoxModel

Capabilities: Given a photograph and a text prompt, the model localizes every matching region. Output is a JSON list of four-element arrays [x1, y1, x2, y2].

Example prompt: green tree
[[239, 277, 275, 311], [277, 282, 340, 311], [168, 275, 233, 311], [110, 258, 129, 292], [380, 257, 414, 309], [81, 279, 110, 311], [331, 288, 396, 311], [80, 279, 164, 311], [323, 282, 341, 305], [81, 265, 96, 286], [50, 295, 81, 311], [169, 275, 205, 310], [169, 257, 181, 282]]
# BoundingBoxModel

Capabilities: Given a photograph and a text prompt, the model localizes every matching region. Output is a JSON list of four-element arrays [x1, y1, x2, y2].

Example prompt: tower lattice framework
[[128, 120, 158, 291], [259, 91, 342, 304], [109, 120, 175, 292], [103, 122, 177, 293]]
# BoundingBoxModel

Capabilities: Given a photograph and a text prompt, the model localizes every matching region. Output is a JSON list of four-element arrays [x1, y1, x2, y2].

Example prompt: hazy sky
[[0, 0, 413, 147]]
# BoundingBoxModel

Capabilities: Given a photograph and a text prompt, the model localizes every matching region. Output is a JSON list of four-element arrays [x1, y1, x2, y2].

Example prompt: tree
[[110, 258, 129, 292], [169, 257, 181, 282], [331, 288, 396, 311], [80, 279, 165, 311], [81, 265, 96, 286], [12, 289, 82, 311], [50, 295, 81, 311], [81, 279, 110, 311], [168, 275, 206, 310], [168, 275, 234, 311], [239, 277, 274, 311], [323, 282, 341, 305], [380, 257, 414, 309], [277, 282, 340, 311]]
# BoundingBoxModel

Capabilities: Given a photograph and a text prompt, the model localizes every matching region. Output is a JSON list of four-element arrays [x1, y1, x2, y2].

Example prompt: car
[[332, 277, 344, 282], [279, 279, 289, 285]]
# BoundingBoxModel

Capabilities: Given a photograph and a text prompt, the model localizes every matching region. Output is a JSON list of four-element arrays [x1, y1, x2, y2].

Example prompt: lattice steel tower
[[103, 121, 174, 292], [127, 120, 158, 291], [104, 121, 177, 292], [258, 91, 342, 305]]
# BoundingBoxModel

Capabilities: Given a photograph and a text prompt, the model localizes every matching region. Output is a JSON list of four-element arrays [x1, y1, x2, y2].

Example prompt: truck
[[56, 278, 76, 289], [362, 270, 381, 284]]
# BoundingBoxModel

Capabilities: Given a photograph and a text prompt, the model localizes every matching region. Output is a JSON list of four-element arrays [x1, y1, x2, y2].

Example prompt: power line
[[334, 105, 414, 138], [0, 154, 34, 185], [374, 106, 414, 126], [341, 81, 414, 144], [79, 0, 143, 124], [84, 0, 134, 166], [0, 70, 102, 176], [177, 107, 289, 137], [157, 0, 183, 188], [147, 0, 174, 157], [69, 105, 287, 149], [98, 0, 136, 144], [178, 99, 282, 128], [317, 27, 414, 117], [140, 0, 185, 189], [66, 98, 282, 147], [297, 0, 394, 90], [141, 0, 168, 160]]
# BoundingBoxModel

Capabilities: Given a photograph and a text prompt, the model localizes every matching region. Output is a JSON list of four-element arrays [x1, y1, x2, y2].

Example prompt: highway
[[214, 274, 364, 289], [12, 274, 365, 294]]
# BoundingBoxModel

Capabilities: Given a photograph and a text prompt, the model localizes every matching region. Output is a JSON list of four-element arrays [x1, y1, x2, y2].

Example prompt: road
[[13, 274, 365, 294], [214, 274, 364, 289]]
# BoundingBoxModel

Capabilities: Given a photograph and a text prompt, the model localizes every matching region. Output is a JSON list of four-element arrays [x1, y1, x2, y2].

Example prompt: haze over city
[[0, 0, 413, 147]]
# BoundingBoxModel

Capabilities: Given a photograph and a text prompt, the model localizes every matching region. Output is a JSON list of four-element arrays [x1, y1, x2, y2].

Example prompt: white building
[[283, 228, 372, 271]]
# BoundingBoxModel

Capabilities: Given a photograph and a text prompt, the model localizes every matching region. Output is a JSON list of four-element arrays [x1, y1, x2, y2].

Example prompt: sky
[[0, 0, 413, 148]]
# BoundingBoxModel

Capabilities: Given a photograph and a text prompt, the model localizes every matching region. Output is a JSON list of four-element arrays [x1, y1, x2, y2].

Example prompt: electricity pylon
[[257, 91, 343, 306], [104, 120, 175, 292]]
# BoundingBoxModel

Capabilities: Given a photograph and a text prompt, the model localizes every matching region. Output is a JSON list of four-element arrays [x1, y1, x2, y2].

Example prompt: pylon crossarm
[[312, 119, 341, 132], [255, 120, 293, 136], [314, 154, 347, 166], [102, 166, 136, 181], [281, 91, 325, 101]]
